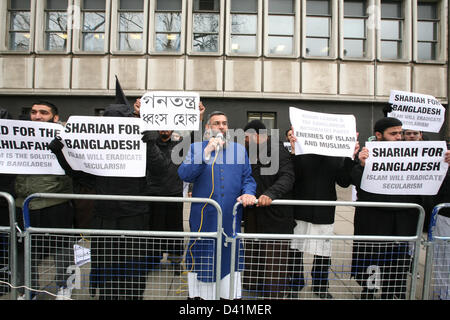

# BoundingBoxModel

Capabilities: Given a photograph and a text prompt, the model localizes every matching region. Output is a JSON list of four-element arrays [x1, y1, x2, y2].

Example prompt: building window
[[305, 0, 331, 57], [8, 0, 31, 51], [343, 0, 367, 58], [81, 0, 106, 51], [192, 0, 220, 53], [417, 1, 438, 60], [267, 0, 295, 55], [118, 0, 144, 51], [45, 0, 68, 51], [380, 0, 403, 59], [230, 0, 258, 54], [154, 0, 182, 52], [247, 112, 276, 130]]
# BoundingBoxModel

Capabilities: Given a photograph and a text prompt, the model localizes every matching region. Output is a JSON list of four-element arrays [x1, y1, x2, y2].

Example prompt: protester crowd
[[0, 97, 449, 301]]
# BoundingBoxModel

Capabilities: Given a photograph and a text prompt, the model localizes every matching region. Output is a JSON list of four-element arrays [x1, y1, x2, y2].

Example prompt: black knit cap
[[244, 119, 266, 133], [374, 117, 402, 133], [103, 104, 134, 117]]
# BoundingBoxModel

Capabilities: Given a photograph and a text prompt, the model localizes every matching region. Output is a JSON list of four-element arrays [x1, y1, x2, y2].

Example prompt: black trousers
[[288, 249, 331, 292], [90, 214, 152, 300], [243, 239, 290, 298], [148, 199, 184, 258]]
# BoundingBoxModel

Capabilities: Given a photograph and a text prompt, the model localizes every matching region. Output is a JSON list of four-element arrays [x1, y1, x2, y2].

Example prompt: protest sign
[[360, 141, 448, 195], [388, 90, 445, 133], [289, 107, 357, 158], [0, 119, 65, 175], [60, 116, 146, 177], [139, 91, 200, 131]]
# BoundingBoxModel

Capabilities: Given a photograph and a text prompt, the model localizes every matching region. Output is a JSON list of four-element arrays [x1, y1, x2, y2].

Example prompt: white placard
[[140, 91, 200, 131], [73, 244, 91, 267], [360, 141, 448, 195], [388, 90, 445, 133], [59, 116, 146, 177], [289, 107, 357, 158], [0, 119, 65, 175]]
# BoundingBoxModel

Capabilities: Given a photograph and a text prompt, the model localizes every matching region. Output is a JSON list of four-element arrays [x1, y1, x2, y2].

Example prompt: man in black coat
[[142, 130, 185, 266], [288, 128, 358, 299], [351, 117, 450, 299], [242, 120, 295, 298], [50, 104, 167, 300]]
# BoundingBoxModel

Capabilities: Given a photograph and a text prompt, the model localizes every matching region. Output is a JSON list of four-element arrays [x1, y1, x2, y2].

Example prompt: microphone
[[215, 132, 224, 153], [205, 132, 224, 161]]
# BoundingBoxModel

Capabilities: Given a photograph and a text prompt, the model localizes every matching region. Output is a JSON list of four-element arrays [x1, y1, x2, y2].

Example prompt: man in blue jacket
[[178, 111, 257, 300]]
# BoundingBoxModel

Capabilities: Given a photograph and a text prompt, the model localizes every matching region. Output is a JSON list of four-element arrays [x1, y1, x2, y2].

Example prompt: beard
[[160, 133, 170, 140]]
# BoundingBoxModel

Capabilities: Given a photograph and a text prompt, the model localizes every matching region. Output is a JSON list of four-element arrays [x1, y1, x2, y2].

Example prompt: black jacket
[[292, 154, 355, 224], [49, 104, 166, 219], [243, 139, 295, 234], [142, 134, 183, 196]]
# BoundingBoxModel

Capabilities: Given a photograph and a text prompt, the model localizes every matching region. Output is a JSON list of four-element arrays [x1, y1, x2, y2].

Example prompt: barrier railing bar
[[422, 202, 450, 300], [0, 192, 17, 299], [25, 227, 218, 239], [229, 199, 425, 300], [22, 193, 223, 300]]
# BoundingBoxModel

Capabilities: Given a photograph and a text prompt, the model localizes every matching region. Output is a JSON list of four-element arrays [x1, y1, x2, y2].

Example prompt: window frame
[[339, 0, 375, 61], [187, 0, 224, 56], [110, 0, 148, 54], [247, 111, 277, 130], [264, 0, 300, 58], [72, 0, 111, 54], [302, 0, 338, 59], [1, 0, 36, 53], [413, 0, 446, 63], [35, 0, 71, 54], [377, 0, 411, 62], [225, 0, 263, 57], [149, 0, 186, 55]]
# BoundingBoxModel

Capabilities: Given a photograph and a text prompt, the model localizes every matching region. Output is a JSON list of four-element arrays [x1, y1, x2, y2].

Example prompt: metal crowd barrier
[[0, 192, 18, 300], [21, 193, 223, 300], [229, 200, 425, 300], [14, 193, 446, 301], [423, 203, 450, 300]]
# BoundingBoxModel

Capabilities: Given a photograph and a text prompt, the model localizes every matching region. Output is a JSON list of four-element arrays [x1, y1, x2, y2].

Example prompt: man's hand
[[48, 136, 64, 153], [353, 132, 360, 160], [256, 195, 272, 207], [358, 147, 369, 167], [199, 101, 206, 121], [204, 136, 225, 159], [133, 98, 141, 117], [445, 150, 450, 165], [289, 125, 296, 154], [237, 194, 257, 207]]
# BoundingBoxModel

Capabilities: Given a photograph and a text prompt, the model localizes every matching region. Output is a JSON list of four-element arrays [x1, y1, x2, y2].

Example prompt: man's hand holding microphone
[[204, 132, 225, 161]]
